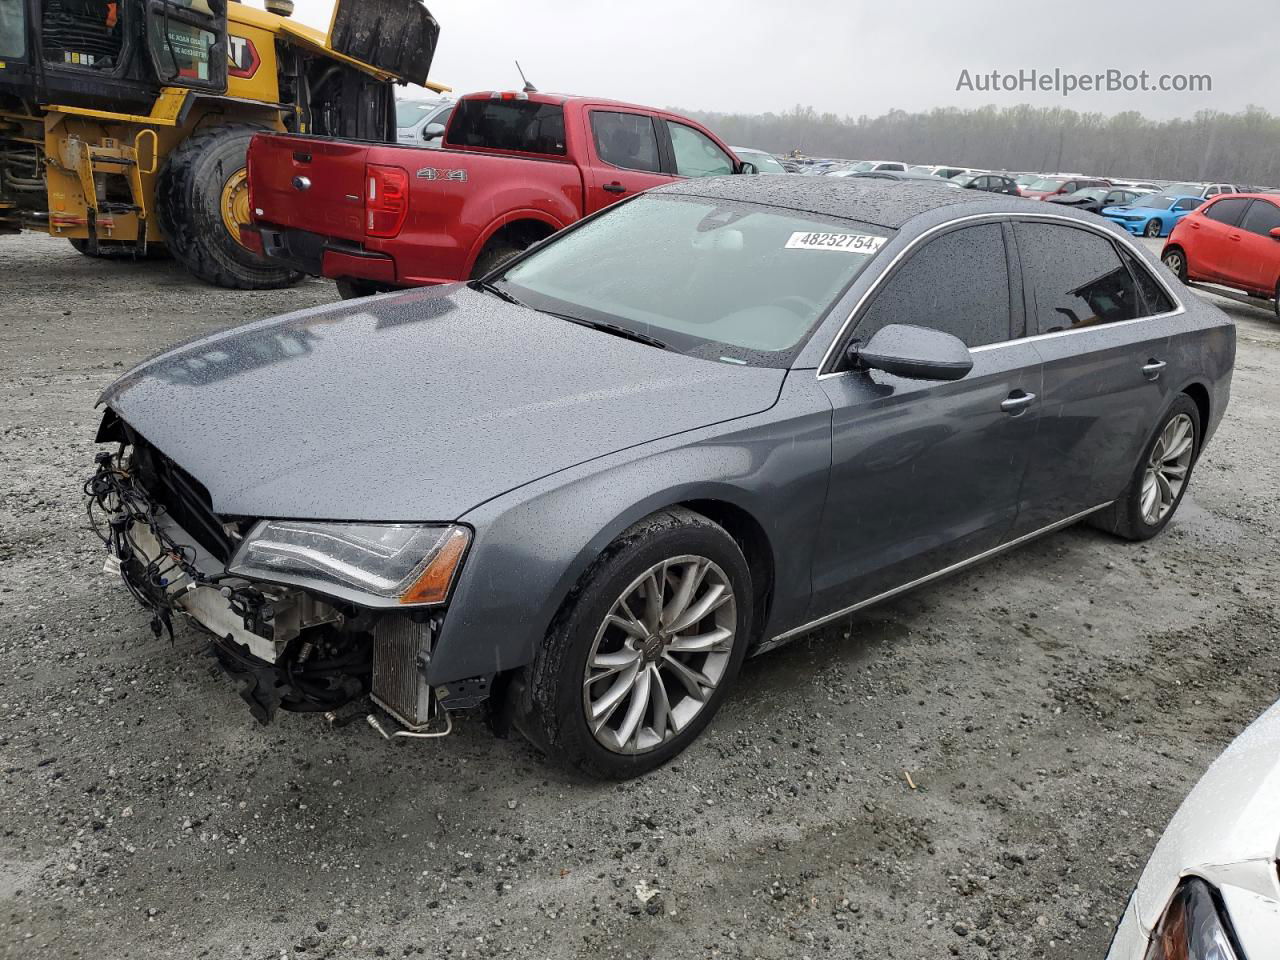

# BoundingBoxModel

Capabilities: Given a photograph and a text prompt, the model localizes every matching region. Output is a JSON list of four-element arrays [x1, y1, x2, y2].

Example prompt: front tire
[[1161, 246, 1188, 282], [156, 124, 302, 290], [521, 508, 753, 780], [1144, 219, 1164, 238], [1090, 395, 1200, 541]]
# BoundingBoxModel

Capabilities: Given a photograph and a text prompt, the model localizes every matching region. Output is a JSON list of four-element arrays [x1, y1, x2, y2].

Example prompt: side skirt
[[751, 501, 1113, 656]]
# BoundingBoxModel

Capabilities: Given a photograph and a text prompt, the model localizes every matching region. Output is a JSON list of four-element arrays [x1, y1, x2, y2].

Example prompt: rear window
[[445, 98, 566, 156]]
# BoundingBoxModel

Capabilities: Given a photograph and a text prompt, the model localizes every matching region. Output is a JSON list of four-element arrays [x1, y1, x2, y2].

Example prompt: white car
[[1107, 700, 1280, 959], [396, 98, 455, 147]]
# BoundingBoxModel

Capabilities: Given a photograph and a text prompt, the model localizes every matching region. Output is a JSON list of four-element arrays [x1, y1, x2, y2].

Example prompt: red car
[[1020, 175, 1111, 200], [246, 91, 746, 297], [1162, 193, 1280, 317]]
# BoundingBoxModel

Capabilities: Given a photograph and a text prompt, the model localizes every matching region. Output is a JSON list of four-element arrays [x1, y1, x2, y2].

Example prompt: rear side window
[[853, 223, 1012, 348], [590, 111, 661, 173], [445, 99, 566, 156], [1119, 248, 1176, 316], [666, 121, 734, 178], [1014, 222, 1143, 333], [1240, 199, 1280, 237], [1203, 197, 1251, 225]]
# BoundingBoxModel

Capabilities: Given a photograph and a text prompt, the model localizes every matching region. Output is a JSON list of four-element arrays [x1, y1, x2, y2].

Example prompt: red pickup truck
[[245, 91, 748, 297]]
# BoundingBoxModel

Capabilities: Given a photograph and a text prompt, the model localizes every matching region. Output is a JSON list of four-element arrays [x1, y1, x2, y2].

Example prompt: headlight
[[227, 521, 470, 607], [1146, 878, 1241, 960]]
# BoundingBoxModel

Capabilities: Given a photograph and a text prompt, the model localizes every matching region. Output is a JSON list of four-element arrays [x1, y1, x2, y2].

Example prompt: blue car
[[1101, 193, 1204, 238]]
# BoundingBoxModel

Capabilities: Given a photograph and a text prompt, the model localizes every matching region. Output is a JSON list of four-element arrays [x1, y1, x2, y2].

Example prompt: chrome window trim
[[756, 501, 1112, 653], [815, 211, 1186, 379]]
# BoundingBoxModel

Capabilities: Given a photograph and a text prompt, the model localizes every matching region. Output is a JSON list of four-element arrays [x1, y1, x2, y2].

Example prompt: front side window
[[1174, 198, 1203, 212], [1015, 222, 1143, 333], [1203, 196, 1250, 225], [497, 195, 891, 366], [852, 223, 1012, 349], [1240, 200, 1280, 236], [0, 0, 25, 59], [445, 99, 566, 156], [666, 122, 734, 178], [590, 111, 661, 173]]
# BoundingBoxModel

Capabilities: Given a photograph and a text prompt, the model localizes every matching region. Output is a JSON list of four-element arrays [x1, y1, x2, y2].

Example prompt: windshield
[[952, 173, 979, 186], [1164, 182, 1202, 195], [496, 195, 891, 367], [1028, 177, 1066, 191], [395, 101, 437, 127], [1133, 195, 1176, 209], [1073, 188, 1108, 201], [851, 161, 877, 172], [908, 165, 935, 174], [1015, 174, 1039, 185], [736, 149, 787, 173], [0, 0, 24, 59]]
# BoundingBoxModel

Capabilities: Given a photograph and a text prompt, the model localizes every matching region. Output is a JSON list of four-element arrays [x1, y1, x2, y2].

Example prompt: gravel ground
[[1, 233, 1278, 960]]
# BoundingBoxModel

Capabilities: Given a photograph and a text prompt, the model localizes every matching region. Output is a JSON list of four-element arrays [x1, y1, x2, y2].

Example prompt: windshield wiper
[[472, 279, 527, 308], [549, 313, 668, 351]]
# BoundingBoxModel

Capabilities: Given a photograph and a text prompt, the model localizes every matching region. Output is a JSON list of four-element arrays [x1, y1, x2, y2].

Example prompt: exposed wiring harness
[[84, 447, 232, 638]]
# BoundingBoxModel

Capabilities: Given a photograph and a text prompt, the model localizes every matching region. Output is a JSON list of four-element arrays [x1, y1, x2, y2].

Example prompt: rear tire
[[1089, 395, 1200, 541], [519, 507, 753, 780], [335, 278, 389, 300], [469, 243, 523, 280], [1161, 246, 1188, 282], [156, 124, 302, 290], [1274, 281, 1279, 321]]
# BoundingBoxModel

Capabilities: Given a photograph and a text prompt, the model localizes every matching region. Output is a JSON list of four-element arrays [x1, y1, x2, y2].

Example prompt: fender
[[464, 207, 570, 276], [425, 374, 835, 686]]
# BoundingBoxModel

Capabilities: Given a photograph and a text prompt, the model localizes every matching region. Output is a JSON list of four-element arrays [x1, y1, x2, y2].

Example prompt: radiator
[[370, 615, 435, 728]]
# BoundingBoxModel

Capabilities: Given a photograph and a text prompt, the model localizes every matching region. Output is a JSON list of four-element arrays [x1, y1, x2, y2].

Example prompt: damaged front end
[[85, 414, 469, 736]]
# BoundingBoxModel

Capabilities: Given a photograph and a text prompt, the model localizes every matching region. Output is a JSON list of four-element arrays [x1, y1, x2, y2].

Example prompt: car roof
[[651, 175, 1038, 229]]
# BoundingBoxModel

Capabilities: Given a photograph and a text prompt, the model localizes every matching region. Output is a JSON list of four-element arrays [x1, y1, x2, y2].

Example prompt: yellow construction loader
[[0, 0, 442, 288]]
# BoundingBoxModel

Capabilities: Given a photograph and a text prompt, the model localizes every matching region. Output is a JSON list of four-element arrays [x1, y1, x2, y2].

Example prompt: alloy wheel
[[1141, 413, 1194, 525], [1144, 219, 1162, 237], [583, 555, 736, 754], [1162, 250, 1185, 278]]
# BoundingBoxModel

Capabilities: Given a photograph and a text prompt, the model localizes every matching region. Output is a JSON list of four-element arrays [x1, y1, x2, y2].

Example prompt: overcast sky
[[257, 0, 1276, 121]]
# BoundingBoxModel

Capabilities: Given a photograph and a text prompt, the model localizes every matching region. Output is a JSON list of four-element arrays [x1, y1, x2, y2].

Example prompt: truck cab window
[[0, 0, 24, 59], [43, 0, 122, 69]]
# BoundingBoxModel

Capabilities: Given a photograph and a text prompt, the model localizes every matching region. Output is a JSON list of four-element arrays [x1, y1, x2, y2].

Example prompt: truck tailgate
[[249, 134, 371, 245]]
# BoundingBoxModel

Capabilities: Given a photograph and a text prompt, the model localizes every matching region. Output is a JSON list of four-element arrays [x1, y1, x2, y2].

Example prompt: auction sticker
[[785, 231, 886, 253]]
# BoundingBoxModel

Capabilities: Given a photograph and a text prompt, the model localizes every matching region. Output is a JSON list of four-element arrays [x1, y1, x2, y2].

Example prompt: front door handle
[[1142, 359, 1167, 380], [602, 182, 626, 194], [1000, 390, 1037, 414]]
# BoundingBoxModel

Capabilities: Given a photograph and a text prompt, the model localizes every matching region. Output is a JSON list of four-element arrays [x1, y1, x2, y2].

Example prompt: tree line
[[678, 103, 1280, 186]]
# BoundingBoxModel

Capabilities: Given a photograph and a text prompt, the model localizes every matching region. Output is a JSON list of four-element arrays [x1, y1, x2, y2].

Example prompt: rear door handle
[[602, 182, 626, 194], [1000, 390, 1037, 414], [1142, 359, 1167, 379]]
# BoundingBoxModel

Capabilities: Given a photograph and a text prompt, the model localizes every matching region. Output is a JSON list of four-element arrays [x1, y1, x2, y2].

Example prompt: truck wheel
[[156, 124, 302, 290], [335, 278, 388, 300], [470, 242, 523, 280], [518, 507, 753, 780]]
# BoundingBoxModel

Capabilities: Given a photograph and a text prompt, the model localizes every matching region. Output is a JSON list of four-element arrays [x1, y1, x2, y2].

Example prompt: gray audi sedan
[[87, 177, 1234, 779]]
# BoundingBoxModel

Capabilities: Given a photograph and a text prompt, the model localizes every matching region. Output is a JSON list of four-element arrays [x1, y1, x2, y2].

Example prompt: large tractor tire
[[155, 124, 302, 290]]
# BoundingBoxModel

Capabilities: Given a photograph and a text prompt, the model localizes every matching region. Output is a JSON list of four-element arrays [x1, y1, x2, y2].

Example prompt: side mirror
[[852, 323, 974, 381], [737, 160, 759, 175], [423, 122, 446, 141], [1270, 227, 1280, 241]]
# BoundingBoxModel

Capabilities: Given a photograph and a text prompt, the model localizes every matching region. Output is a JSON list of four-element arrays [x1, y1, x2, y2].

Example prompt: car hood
[[100, 285, 786, 521], [1131, 699, 1280, 932]]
